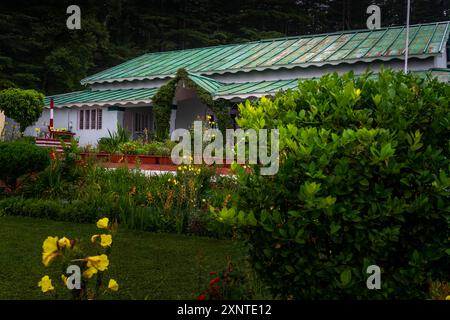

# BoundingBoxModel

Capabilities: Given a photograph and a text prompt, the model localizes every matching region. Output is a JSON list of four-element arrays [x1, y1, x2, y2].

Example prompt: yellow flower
[[43, 236, 58, 253], [61, 274, 68, 286], [83, 267, 98, 279], [100, 234, 112, 248], [354, 88, 361, 97], [87, 254, 109, 271], [38, 275, 54, 293], [58, 237, 71, 249], [91, 234, 100, 243], [108, 279, 119, 291], [446, 295, 450, 300], [96, 217, 109, 229], [42, 236, 59, 266]]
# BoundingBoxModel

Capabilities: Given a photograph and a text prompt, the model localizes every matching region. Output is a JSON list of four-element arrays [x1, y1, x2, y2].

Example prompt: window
[[85, 110, 90, 129], [91, 110, 96, 129], [134, 113, 149, 132], [79, 109, 103, 130], [79, 110, 84, 130], [97, 109, 102, 129]]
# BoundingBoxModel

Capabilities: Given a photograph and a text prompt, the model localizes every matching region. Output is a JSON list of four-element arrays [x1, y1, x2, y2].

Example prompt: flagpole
[[404, 0, 411, 73], [50, 98, 54, 129]]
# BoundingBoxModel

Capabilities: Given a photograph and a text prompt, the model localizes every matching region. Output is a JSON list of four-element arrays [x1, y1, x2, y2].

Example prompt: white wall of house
[[25, 106, 121, 146], [435, 47, 448, 68]]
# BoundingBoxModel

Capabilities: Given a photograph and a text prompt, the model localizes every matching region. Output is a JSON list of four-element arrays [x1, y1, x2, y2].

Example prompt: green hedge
[[218, 70, 450, 299], [0, 197, 99, 223], [0, 141, 50, 190]]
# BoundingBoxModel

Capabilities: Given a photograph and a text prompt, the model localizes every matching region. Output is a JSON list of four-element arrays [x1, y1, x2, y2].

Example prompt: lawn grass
[[0, 215, 248, 300]]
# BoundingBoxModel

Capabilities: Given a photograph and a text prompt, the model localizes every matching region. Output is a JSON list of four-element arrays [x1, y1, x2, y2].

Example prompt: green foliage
[[0, 141, 50, 191], [197, 257, 255, 300], [116, 140, 176, 156], [0, 88, 44, 132], [0, 197, 99, 223], [13, 159, 232, 238], [0, 1, 447, 93], [139, 140, 175, 156], [97, 124, 130, 153], [0, 79, 17, 90], [21, 140, 82, 199], [218, 70, 450, 299], [152, 68, 233, 138], [119, 141, 140, 155], [152, 79, 177, 140], [211, 99, 234, 133]]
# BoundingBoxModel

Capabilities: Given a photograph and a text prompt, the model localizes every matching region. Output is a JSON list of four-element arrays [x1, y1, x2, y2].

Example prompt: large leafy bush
[[217, 70, 450, 299], [0, 141, 50, 191], [0, 88, 44, 132]]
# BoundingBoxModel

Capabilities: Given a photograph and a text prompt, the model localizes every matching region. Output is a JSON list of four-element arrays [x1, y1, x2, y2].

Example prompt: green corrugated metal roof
[[48, 68, 449, 107], [81, 21, 450, 84], [213, 79, 299, 99], [45, 88, 158, 107], [187, 72, 223, 92], [212, 69, 450, 99]]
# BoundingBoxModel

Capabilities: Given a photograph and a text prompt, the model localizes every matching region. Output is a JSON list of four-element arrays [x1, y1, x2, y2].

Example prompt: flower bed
[[80, 153, 233, 167], [80, 152, 172, 165]]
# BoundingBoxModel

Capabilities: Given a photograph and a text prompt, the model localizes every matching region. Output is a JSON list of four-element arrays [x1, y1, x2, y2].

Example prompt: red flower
[[197, 294, 206, 300], [209, 271, 217, 275], [210, 285, 220, 295], [209, 277, 220, 286]]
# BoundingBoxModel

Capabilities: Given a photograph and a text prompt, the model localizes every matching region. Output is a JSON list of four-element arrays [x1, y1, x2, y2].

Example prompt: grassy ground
[[0, 215, 248, 300]]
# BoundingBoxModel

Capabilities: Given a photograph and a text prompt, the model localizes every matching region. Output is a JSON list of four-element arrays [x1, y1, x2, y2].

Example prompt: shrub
[[97, 124, 130, 153], [0, 88, 44, 132], [0, 141, 50, 191], [0, 197, 99, 223], [216, 70, 450, 299], [119, 141, 140, 155]]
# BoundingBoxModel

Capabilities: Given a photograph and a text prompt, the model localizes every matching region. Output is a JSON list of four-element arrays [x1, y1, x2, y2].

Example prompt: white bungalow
[[25, 21, 450, 146]]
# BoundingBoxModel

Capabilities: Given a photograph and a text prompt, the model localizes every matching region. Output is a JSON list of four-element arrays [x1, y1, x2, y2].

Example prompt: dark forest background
[[0, 0, 449, 95]]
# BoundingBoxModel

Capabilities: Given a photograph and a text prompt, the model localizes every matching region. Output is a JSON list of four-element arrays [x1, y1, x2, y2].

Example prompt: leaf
[[380, 143, 395, 160], [359, 179, 369, 187], [247, 212, 257, 226], [372, 94, 382, 106], [330, 223, 341, 235], [285, 265, 295, 274], [340, 269, 352, 286]]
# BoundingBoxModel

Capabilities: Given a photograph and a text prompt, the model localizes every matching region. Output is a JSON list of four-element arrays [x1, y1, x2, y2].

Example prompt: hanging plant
[[152, 79, 176, 140], [151, 68, 232, 139]]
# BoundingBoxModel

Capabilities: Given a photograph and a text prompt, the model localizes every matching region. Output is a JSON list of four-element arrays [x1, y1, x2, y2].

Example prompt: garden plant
[[213, 70, 450, 299]]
